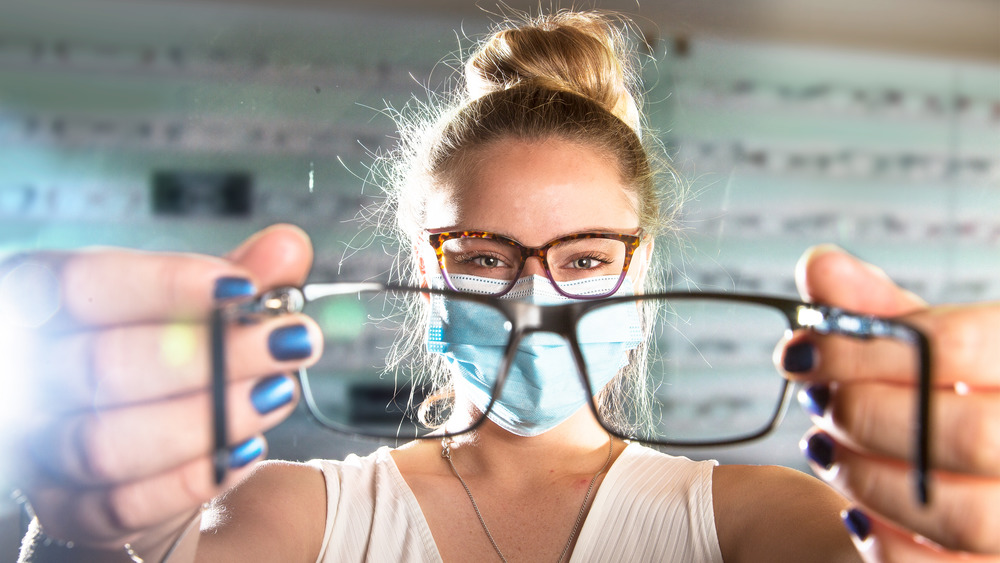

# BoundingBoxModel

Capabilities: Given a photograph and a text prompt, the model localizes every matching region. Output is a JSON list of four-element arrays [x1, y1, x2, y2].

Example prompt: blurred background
[[1, 0, 997, 556]]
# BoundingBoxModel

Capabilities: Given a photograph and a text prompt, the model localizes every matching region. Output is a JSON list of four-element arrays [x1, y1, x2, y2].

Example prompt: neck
[[444, 406, 617, 484]]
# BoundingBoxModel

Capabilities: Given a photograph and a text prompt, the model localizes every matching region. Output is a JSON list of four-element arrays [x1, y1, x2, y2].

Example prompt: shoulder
[[615, 442, 717, 485], [197, 460, 327, 563], [601, 444, 718, 527], [606, 443, 718, 510], [576, 444, 723, 561], [712, 464, 860, 563]]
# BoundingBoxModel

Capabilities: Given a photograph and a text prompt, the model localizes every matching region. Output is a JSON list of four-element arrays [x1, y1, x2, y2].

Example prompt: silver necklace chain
[[441, 434, 614, 563]]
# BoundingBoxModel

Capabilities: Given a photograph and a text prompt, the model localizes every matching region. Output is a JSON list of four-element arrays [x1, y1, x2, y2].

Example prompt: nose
[[521, 256, 546, 277]]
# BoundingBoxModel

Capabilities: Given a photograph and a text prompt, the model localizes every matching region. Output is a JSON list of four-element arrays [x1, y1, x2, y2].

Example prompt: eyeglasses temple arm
[[800, 306, 932, 505], [210, 308, 229, 485], [209, 286, 314, 485]]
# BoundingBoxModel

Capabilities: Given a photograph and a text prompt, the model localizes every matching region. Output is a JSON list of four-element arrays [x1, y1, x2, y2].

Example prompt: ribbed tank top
[[308, 443, 723, 562]]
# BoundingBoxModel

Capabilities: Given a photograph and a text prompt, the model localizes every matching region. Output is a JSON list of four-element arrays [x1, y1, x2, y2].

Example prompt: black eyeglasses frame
[[210, 284, 932, 504]]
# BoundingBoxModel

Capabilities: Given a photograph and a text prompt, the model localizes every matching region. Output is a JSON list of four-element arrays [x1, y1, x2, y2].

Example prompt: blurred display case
[[0, 3, 997, 553]]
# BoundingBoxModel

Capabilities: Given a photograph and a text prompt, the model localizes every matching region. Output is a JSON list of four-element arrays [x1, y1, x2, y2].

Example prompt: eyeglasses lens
[[301, 288, 794, 446], [578, 298, 790, 444], [439, 236, 628, 298], [299, 288, 510, 439]]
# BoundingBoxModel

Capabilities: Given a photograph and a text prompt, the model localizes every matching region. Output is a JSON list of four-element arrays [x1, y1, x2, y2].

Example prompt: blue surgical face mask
[[426, 274, 642, 436]]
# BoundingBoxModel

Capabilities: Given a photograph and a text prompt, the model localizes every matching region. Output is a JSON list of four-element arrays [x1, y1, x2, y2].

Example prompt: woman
[[9, 10, 999, 563]]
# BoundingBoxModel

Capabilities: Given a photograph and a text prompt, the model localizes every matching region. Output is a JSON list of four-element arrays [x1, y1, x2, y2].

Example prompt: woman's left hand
[[781, 244, 1000, 562]]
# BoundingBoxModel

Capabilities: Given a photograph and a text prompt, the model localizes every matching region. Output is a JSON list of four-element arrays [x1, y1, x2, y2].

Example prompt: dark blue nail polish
[[803, 432, 836, 470], [268, 325, 312, 361], [229, 436, 265, 469], [784, 341, 816, 373], [798, 383, 830, 417], [214, 277, 256, 301], [842, 508, 871, 542], [251, 375, 295, 415]]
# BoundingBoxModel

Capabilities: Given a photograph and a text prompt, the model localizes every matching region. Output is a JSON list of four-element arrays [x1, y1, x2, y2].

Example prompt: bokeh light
[[160, 323, 198, 369], [314, 296, 367, 343]]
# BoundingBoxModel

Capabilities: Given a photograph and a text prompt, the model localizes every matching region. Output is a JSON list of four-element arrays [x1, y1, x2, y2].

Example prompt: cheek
[[626, 269, 646, 293], [416, 244, 443, 281], [626, 244, 653, 289]]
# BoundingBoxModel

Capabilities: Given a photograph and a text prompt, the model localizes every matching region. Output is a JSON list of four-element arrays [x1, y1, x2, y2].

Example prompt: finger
[[843, 508, 1000, 563], [0, 249, 256, 328], [27, 437, 267, 546], [795, 244, 926, 316], [781, 331, 918, 386], [780, 304, 1000, 388], [28, 375, 297, 486], [225, 224, 313, 290], [804, 430, 1000, 554], [0, 224, 311, 330], [35, 314, 321, 410], [803, 382, 1000, 477]]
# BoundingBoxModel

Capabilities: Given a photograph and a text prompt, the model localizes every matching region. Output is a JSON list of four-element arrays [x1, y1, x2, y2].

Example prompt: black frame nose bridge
[[507, 300, 579, 336], [499, 300, 594, 399]]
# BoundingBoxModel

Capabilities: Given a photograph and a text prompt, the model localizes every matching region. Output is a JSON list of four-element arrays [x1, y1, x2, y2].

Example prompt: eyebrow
[[435, 227, 642, 245]]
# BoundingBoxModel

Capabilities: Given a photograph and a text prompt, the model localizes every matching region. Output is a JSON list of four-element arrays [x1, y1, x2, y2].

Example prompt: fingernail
[[229, 436, 265, 469], [842, 508, 871, 542], [251, 375, 295, 414], [783, 341, 816, 373], [214, 277, 256, 301], [268, 324, 312, 361], [803, 431, 835, 470], [798, 383, 830, 417]]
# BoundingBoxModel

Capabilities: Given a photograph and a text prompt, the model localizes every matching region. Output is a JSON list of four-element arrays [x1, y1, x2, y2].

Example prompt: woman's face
[[422, 136, 649, 283]]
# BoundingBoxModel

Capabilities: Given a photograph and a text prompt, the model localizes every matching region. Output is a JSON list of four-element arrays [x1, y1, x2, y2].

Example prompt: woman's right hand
[[1, 224, 323, 559], [785, 246, 1000, 562]]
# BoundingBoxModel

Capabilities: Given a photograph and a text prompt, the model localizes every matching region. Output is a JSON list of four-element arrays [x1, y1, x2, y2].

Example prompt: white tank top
[[308, 443, 723, 562]]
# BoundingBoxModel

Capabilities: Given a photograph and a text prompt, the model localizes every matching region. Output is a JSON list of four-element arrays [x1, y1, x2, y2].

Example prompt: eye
[[567, 254, 610, 270], [473, 256, 503, 268], [452, 253, 511, 269]]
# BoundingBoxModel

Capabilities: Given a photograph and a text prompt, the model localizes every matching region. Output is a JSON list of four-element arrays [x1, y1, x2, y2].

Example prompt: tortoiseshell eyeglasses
[[427, 230, 642, 299]]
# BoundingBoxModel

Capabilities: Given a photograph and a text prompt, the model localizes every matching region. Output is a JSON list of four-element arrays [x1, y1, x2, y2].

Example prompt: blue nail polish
[[783, 341, 816, 373], [251, 375, 295, 415], [268, 325, 312, 361], [803, 432, 835, 470], [798, 383, 830, 417], [229, 436, 265, 469], [842, 508, 871, 541], [214, 277, 256, 301]]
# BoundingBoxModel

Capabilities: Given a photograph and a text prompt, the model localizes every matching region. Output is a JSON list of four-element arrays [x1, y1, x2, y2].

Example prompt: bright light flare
[[1, 261, 61, 328], [0, 261, 60, 481], [796, 306, 825, 328]]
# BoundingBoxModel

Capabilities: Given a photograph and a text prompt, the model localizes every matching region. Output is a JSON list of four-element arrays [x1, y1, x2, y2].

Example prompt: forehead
[[425, 138, 639, 245]]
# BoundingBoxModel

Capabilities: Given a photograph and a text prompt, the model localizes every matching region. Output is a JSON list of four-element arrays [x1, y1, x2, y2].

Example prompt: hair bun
[[466, 11, 641, 131]]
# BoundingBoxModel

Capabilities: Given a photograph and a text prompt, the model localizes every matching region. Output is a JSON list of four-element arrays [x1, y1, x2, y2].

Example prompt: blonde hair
[[465, 10, 642, 129], [378, 10, 683, 436]]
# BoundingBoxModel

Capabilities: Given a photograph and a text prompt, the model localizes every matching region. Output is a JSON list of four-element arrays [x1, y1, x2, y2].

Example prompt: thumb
[[226, 224, 314, 290], [795, 244, 925, 317]]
